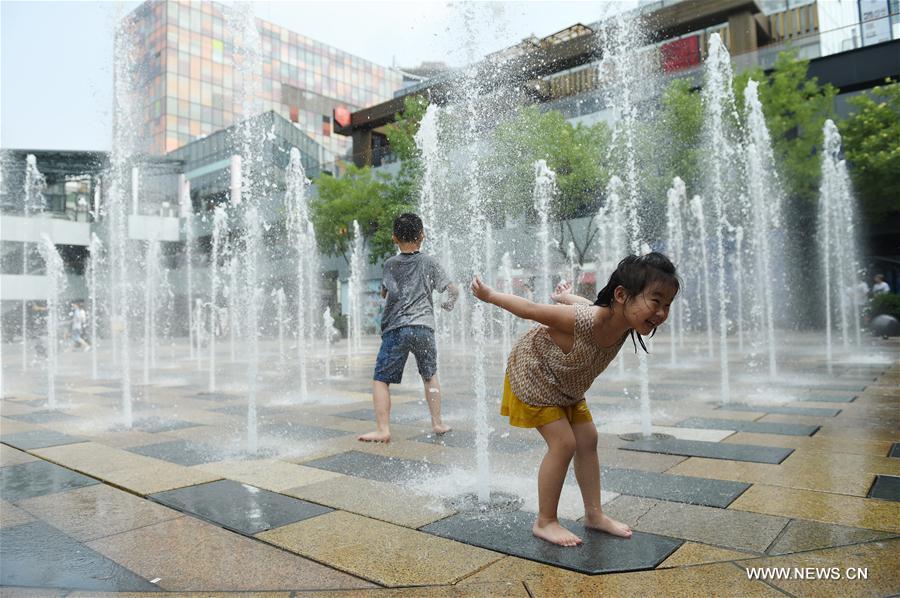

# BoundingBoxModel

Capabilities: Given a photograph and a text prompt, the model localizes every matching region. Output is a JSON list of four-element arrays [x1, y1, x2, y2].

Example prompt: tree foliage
[[840, 80, 900, 218]]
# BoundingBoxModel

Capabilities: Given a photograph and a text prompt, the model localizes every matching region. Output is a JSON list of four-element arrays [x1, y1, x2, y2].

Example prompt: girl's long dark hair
[[594, 253, 680, 353]]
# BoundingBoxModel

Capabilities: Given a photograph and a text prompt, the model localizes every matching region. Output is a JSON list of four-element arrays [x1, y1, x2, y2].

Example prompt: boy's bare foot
[[532, 520, 583, 547], [583, 513, 633, 538], [432, 423, 451, 435], [358, 431, 391, 443]]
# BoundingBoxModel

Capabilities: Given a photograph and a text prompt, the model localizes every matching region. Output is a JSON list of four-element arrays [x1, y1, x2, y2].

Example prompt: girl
[[471, 253, 679, 547]]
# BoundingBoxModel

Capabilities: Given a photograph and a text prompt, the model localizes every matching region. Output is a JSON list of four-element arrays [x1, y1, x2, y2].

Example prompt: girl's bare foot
[[358, 430, 391, 442], [432, 423, 451, 435], [532, 520, 583, 547], [583, 513, 633, 538]]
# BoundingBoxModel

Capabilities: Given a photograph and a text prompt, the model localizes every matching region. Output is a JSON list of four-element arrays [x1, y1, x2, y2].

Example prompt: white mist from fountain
[[22, 155, 46, 371], [818, 119, 862, 367], [273, 288, 286, 363], [37, 235, 65, 409], [689, 195, 715, 358], [180, 176, 195, 360], [666, 178, 687, 366], [244, 207, 263, 454], [348, 219, 364, 360], [597, 176, 628, 376], [565, 241, 578, 290], [284, 147, 314, 401], [209, 206, 227, 392], [743, 79, 783, 376], [143, 237, 160, 385], [323, 306, 335, 378], [533, 160, 556, 304], [701, 33, 742, 403], [87, 233, 104, 379], [500, 252, 513, 360], [734, 226, 745, 353]]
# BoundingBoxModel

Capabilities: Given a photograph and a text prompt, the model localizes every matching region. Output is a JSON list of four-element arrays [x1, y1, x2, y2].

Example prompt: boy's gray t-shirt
[[380, 252, 450, 334]]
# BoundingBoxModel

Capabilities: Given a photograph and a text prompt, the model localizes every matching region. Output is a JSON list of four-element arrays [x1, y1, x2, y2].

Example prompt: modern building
[[124, 0, 406, 164], [339, 0, 900, 164]]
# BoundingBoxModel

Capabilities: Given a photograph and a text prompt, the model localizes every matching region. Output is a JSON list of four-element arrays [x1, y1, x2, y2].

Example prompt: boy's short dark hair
[[393, 213, 424, 243]]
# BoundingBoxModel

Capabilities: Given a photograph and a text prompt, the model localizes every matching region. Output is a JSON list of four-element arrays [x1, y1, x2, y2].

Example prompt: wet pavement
[[1, 333, 899, 596]]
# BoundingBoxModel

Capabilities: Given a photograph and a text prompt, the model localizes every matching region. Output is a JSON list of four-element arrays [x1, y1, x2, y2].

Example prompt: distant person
[[872, 274, 890, 296], [70, 302, 91, 351], [471, 253, 679, 547], [358, 213, 459, 443]]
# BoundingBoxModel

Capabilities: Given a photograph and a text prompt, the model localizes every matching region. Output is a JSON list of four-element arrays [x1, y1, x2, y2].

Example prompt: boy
[[358, 213, 458, 443]]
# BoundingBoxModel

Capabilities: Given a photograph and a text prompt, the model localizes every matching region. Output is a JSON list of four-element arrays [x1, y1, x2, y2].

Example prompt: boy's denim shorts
[[373, 326, 437, 384]]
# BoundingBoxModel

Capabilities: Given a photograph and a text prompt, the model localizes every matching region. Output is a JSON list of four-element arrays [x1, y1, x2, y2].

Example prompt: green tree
[[657, 78, 704, 192], [840, 80, 900, 219], [490, 106, 611, 263]]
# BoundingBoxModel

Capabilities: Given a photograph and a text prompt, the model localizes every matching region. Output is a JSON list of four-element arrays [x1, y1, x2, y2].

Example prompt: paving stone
[[260, 421, 352, 441], [737, 539, 900, 597], [410, 429, 543, 453], [676, 417, 820, 436], [18, 483, 182, 541], [0, 430, 86, 451], [890, 442, 900, 458], [597, 466, 750, 508], [868, 475, 900, 502], [304, 450, 450, 483], [797, 394, 856, 403], [0, 460, 99, 502], [131, 417, 201, 433], [422, 509, 681, 575], [337, 407, 435, 425], [730, 484, 900, 533], [258, 510, 502, 587], [1, 520, 158, 591], [150, 479, 332, 535], [716, 403, 841, 417], [659, 542, 754, 567], [126, 439, 224, 466], [86, 515, 373, 592], [3, 411, 80, 424], [0, 444, 37, 467], [636, 500, 788, 552], [599, 495, 660, 527], [192, 459, 343, 492], [284, 475, 452, 528], [620, 437, 793, 464], [766, 519, 897, 555], [192, 391, 242, 402], [0, 500, 35, 528]]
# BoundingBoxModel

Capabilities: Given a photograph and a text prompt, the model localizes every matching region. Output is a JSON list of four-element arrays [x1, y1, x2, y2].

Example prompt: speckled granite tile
[[722, 432, 893, 456], [283, 475, 452, 528], [736, 538, 900, 597], [782, 451, 900, 477], [0, 430, 85, 451], [730, 485, 900, 533], [292, 581, 529, 597], [0, 500, 34, 527], [636, 500, 789, 552], [99, 460, 222, 496], [525, 562, 783, 597], [257, 510, 502, 587], [766, 519, 897, 555], [668, 457, 876, 496], [87, 515, 374, 592], [0, 444, 37, 467], [192, 458, 343, 491], [17, 484, 182, 541], [659, 542, 756, 567], [0, 417, 41, 435], [599, 495, 661, 527]]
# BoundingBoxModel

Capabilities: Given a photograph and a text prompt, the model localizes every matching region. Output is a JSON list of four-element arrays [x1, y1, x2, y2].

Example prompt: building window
[[322, 115, 331, 136]]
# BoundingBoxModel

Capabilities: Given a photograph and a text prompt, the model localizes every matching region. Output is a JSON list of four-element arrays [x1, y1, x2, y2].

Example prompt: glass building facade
[[125, 0, 405, 162]]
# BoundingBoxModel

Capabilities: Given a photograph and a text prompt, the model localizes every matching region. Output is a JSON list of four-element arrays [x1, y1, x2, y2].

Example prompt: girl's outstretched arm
[[472, 276, 576, 334]]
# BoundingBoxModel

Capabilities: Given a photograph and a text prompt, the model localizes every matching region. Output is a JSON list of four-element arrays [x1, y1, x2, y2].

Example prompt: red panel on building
[[289, 105, 299, 122], [333, 105, 351, 128], [661, 35, 700, 73]]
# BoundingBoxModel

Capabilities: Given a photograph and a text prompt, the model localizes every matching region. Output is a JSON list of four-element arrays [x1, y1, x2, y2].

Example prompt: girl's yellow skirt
[[500, 376, 593, 428]]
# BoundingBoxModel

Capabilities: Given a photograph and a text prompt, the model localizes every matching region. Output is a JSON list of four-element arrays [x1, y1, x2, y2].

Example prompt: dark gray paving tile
[[676, 417, 820, 436], [797, 394, 857, 403], [303, 450, 450, 483], [192, 392, 242, 402], [619, 437, 793, 464], [126, 440, 224, 466], [1, 430, 86, 451], [421, 510, 681, 575], [596, 467, 750, 508], [211, 404, 285, 417], [131, 417, 201, 433], [0, 520, 158, 591], [889, 443, 900, 458], [4, 410, 80, 424], [259, 421, 351, 441], [716, 404, 841, 417], [149, 479, 331, 535], [410, 429, 543, 453], [336, 407, 432, 425], [766, 519, 897, 555], [867, 475, 900, 502], [0, 460, 99, 501]]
